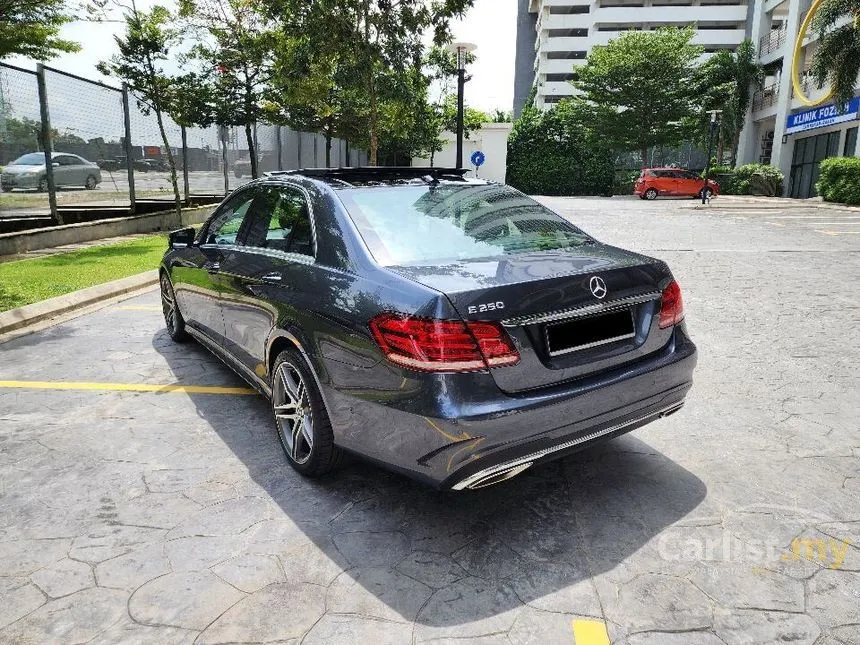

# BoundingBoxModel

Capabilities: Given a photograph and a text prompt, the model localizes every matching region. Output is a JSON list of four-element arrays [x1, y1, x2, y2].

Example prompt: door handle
[[204, 262, 220, 274], [260, 272, 282, 284]]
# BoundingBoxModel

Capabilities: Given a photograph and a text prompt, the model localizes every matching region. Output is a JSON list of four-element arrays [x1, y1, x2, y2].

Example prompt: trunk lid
[[391, 245, 674, 393]]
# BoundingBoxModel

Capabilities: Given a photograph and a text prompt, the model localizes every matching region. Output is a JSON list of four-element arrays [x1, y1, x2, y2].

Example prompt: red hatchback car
[[634, 168, 719, 200]]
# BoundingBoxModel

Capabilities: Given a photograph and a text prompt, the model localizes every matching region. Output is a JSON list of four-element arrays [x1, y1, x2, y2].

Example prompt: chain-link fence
[[1, 61, 368, 225]]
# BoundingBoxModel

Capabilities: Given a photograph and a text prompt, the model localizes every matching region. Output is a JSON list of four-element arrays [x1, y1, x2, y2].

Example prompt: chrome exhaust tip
[[454, 461, 534, 490]]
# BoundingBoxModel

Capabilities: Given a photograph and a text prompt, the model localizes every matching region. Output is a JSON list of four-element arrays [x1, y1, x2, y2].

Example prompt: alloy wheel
[[273, 362, 314, 465], [85, 176, 97, 190], [645, 188, 658, 200], [160, 275, 177, 332]]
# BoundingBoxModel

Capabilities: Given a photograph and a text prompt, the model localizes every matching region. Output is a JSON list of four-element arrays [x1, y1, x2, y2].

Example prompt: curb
[[686, 196, 860, 213], [0, 270, 159, 336]]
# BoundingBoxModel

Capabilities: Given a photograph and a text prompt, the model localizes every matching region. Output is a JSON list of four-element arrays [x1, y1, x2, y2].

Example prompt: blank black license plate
[[546, 309, 635, 356]]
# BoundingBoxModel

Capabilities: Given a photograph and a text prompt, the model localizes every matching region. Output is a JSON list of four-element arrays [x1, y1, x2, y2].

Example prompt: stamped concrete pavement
[[0, 196, 858, 644]]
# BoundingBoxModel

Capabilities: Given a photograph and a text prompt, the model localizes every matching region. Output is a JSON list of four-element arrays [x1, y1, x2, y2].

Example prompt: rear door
[[219, 183, 317, 373], [173, 188, 258, 343]]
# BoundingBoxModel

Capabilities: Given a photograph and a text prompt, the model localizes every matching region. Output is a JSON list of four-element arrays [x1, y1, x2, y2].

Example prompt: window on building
[[545, 73, 578, 82], [543, 96, 566, 105], [547, 51, 587, 60], [844, 127, 858, 157], [547, 28, 588, 37], [549, 4, 590, 14]]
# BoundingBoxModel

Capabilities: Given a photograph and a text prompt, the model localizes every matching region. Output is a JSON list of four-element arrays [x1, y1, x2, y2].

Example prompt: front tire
[[160, 273, 189, 342], [644, 188, 658, 200], [37, 177, 48, 192], [271, 349, 341, 477], [85, 175, 97, 190]]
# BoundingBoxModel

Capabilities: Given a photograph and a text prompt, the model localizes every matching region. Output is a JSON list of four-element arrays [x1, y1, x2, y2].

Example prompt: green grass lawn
[[0, 234, 167, 312]]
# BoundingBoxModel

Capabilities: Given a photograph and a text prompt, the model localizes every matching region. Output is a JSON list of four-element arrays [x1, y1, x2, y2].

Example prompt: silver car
[[1, 152, 102, 192]]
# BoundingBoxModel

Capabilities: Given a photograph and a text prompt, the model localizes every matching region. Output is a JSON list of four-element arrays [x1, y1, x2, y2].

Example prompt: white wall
[[412, 123, 513, 184]]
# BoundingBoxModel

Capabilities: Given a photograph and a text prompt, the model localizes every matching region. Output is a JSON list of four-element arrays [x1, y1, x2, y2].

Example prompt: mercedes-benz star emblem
[[589, 276, 608, 299]]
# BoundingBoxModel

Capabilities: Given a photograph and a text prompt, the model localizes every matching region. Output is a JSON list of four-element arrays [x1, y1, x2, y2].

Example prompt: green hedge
[[506, 102, 614, 196], [703, 163, 784, 196], [816, 157, 860, 205]]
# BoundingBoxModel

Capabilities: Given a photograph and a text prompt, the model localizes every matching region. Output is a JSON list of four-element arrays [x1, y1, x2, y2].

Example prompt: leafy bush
[[816, 157, 860, 205], [506, 101, 614, 196], [612, 170, 641, 195], [706, 163, 783, 196]]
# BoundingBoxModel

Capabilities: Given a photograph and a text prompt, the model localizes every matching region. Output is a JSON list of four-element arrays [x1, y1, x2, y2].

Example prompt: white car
[[1, 152, 102, 192]]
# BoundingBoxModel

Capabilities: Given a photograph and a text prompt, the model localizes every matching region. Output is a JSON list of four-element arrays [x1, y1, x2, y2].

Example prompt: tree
[[294, 0, 474, 165], [810, 0, 860, 110], [0, 0, 79, 60], [692, 40, 763, 166], [0, 116, 86, 148], [413, 95, 488, 165], [98, 5, 182, 219], [491, 109, 513, 123], [179, 0, 276, 179], [573, 27, 703, 167]]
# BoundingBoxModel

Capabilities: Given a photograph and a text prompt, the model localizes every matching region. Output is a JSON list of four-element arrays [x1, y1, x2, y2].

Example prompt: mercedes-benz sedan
[[159, 168, 697, 490]]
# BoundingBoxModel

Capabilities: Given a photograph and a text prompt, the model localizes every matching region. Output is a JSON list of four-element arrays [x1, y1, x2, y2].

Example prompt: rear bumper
[[321, 327, 697, 489], [1, 174, 38, 189]]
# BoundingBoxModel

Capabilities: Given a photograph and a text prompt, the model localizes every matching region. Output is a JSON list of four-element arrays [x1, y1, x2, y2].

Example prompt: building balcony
[[759, 25, 787, 57], [752, 84, 779, 112], [592, 5, 747, 23]]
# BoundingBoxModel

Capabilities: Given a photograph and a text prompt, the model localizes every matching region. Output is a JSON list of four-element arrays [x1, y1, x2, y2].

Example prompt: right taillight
[[659, 280, 685, 329], [369, 313, 520, 372]]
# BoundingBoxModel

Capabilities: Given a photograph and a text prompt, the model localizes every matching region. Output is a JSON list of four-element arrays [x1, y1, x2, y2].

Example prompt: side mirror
[[169, 227, 195, 249]]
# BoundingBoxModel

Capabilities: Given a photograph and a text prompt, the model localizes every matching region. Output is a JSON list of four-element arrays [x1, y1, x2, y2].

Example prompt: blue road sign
[[470, 151, 486, 168]]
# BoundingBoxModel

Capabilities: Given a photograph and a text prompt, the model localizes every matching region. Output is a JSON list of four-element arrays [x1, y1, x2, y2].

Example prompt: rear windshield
[[11, 153, 47, 166], [337, 184, 593, 266]]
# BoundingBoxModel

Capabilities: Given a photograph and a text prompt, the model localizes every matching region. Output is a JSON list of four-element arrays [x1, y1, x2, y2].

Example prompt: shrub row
[[506, 102, 614, 196], [816, 157, 860, 205], [703, 163, 784, 196]]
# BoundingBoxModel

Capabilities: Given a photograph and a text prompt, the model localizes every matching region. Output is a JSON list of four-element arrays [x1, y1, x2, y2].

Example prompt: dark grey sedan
[[160, 168, 697, 490]]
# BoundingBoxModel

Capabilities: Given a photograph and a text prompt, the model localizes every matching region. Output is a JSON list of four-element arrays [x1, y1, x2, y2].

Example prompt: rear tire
[[644, 188, 658, 200], [271, 348, 341, 477], [160, 273, 189, 342]]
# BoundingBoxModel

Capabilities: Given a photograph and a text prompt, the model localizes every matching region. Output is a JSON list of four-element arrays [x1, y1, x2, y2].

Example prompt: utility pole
[[447, 42, 476, 170], [702, 109, 722, 204]]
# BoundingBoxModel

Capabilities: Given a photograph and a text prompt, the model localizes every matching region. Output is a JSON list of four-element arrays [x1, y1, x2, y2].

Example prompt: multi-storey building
[[513, 0, 750, 113], [738, 0, 859, 197], [514, 0, 860, 198]]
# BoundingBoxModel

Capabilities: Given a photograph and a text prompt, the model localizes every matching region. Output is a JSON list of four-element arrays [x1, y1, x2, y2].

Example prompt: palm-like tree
[[810, 0, 860, 109], [693, 40, 765, 166]]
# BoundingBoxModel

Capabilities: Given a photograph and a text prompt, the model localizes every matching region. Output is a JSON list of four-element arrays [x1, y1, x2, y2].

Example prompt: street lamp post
[[447, 42, 476, 170], [702, 109, 722, 204]]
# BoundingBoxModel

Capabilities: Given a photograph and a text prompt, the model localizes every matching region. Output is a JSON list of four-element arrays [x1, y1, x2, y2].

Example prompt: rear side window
[[337, 184, 592, 266], [242, 186, 315, 257]]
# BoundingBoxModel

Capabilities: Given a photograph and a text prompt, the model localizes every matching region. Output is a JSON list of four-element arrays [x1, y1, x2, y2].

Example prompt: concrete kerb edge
[[0, 270, 159, 337]]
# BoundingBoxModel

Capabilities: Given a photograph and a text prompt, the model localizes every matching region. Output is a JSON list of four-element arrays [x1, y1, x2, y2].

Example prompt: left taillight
[[369, 313, 520, 372], [659, 280, 685, 329]]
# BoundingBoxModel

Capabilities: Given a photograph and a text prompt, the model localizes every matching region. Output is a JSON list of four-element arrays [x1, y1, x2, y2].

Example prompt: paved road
[[0, 198, 858, 644]]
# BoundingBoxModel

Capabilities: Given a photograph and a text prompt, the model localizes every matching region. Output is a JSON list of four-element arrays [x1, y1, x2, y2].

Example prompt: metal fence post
[[220, 126, 229, 194], [35, 64, 60, 225], [121, 84, 136, 215], [181, 125, 190, 201], [276, 126, 283, 171]]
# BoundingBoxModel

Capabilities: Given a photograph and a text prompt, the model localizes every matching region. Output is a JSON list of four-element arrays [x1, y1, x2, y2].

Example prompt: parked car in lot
[[160, 167, 697, 490], [635, 167, 719, 200], [1, 152, 102, 192]]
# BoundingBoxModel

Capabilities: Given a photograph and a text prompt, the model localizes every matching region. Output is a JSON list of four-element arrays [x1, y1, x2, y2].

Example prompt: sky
[[7, 0, 517, 114]]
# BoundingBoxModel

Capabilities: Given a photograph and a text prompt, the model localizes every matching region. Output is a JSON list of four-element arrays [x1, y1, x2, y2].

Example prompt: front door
[[173, 188, 258, 343], [219, 184, 317, 375]]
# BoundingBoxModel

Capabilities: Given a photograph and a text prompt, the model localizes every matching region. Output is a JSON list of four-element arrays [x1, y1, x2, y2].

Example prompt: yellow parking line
[[572, 619, 610, 645], [117, 305, 163, 311], [0, 381, 256, 395]]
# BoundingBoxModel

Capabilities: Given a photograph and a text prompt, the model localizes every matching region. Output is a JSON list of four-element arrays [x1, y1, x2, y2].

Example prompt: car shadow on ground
[[152, 330, 707, 629]]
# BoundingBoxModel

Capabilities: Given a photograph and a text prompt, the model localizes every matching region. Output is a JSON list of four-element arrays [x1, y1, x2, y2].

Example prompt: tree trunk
[[716, 132, 725, 166], [430, 149, 435, 167], [325, 119, 333, 168], [154, 107, 181, 225], [731, 130, 741, 167], [369, 78, 378, 166], [245, 122, 258, 179], [640, 146, 649, 168]]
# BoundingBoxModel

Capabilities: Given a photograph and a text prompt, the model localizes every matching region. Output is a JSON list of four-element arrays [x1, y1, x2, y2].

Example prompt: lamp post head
[[707, 109, 723, 123], [447, 42, 477, 71]]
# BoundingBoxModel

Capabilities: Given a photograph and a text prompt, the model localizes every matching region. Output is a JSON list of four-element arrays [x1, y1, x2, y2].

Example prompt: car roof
[[262, 166, 489, 189]]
